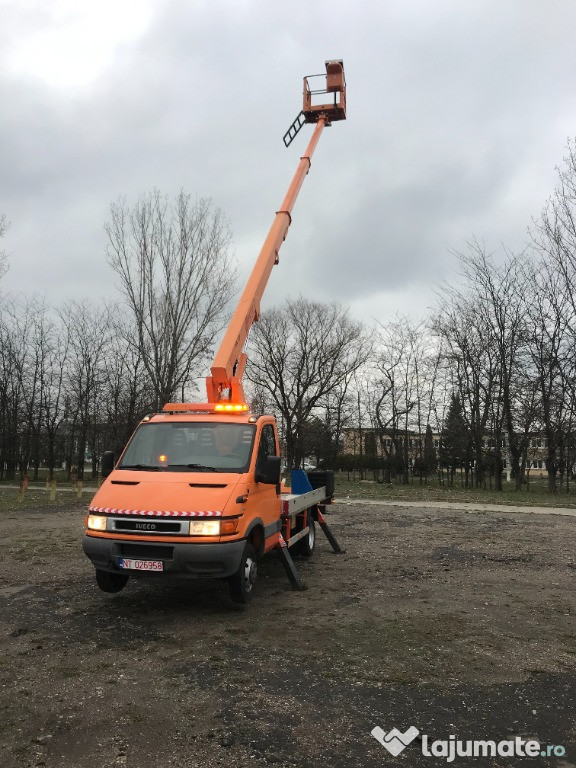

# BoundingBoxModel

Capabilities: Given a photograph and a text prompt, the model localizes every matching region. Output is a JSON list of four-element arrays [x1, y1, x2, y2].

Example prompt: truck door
[[251, 422, 281, 541]]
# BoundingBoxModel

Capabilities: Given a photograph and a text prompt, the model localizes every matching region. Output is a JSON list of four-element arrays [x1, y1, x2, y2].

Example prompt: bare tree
[[446, 243, 537, 489], [246, 297, 368, 468], [60, 301, 111, 480], [370, 319, 416, 483], [42, 316, 71, 481], [101, 310, 156, 456], [534, 138, 576, 318], [0, 296, 29, 479], [369, 317, 438, 484], [21, 299, 52, 480], [318, 383, 357, 468], [105, 191, 237, 408], [524, 260, 573, 492], [532, 138, 576, 490], [433, 283, 499, 488]]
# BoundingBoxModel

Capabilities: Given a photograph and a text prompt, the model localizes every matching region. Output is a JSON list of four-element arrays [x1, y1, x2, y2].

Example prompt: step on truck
[[83, 61, 347, 603]]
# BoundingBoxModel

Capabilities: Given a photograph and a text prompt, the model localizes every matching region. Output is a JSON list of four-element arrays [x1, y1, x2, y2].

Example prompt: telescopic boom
[[205, 60, 347, 406]]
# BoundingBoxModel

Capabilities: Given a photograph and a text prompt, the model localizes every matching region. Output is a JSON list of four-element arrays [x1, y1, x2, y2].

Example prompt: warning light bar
[[162, 402, 250, 414], [214, 403, 249, 413]]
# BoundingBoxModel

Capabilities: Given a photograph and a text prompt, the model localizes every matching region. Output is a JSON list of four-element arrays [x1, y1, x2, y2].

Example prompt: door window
[[256, 424, 277, 472]]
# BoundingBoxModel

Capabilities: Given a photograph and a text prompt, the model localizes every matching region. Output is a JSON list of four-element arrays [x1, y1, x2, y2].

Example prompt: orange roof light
[[214, 403, 249, 413]]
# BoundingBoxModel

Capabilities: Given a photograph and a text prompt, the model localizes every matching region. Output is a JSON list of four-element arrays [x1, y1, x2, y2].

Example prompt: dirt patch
[[0, 502, 575, 767]]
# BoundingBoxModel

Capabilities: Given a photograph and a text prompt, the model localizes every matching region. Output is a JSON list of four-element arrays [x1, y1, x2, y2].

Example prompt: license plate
[[119, 558, 164, 572]]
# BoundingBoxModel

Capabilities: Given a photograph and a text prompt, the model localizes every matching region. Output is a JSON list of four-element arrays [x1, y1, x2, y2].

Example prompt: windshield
[[118, 422, 256, 473]]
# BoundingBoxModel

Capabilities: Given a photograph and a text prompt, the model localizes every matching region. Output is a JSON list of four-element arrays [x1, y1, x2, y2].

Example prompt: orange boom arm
[[206, 60, 346, 405]]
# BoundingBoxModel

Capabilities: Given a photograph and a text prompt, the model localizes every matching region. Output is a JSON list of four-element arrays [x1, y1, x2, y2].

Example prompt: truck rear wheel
[[291, 514, 316, 557], [95, 569, 129, 593], [298, 517, 316, 557], [228, 543, 257, 604]]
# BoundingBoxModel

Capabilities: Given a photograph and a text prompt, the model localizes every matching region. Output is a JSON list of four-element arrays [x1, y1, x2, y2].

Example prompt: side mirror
[[101, 451, 115, 479], [256, 455, 281, 485]]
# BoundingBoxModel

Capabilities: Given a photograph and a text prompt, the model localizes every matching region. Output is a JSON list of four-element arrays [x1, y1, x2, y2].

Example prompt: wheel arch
[[244, 518, 265, 558]]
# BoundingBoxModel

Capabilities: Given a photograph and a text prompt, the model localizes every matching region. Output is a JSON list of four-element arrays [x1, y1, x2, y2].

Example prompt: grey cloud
[[1, 0, 576, 320]]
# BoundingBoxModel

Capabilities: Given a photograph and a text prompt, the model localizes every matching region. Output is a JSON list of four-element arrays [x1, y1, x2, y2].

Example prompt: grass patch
[[2, 472, 573, 511], [334, 473, 576, 508], [0, 488, 86, 511], [0, 467, 98, 484]]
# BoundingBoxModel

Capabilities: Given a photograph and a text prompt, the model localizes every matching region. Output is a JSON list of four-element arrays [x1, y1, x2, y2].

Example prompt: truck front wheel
[[228, 543, 257, 604], [95, 569, 129, 593]]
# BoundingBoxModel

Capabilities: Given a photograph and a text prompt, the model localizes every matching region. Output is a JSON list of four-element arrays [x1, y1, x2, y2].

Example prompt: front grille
[[119, 543, 174, 560], [113, 519, 182, 534]]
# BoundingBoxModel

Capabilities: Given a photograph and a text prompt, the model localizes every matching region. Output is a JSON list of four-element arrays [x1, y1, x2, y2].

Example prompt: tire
[[228, 543, 257, 604], [95, 569, 129, 594], [291, 514, 316, 557], [298, 517, 316, 558]]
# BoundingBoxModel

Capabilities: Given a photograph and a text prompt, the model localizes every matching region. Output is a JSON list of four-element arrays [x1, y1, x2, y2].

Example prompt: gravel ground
[[0, 500, 575, 768]]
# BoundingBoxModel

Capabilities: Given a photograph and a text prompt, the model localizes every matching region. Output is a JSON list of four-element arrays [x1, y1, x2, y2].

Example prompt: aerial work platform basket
[[303, 59, 346, 123], [283, 59, 346, 147]]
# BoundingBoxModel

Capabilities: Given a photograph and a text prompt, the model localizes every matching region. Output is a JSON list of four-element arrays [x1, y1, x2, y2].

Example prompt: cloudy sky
[[2, 0, 576, 327]]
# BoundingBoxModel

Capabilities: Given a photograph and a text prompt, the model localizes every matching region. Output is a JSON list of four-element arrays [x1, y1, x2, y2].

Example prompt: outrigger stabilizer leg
[[276, 534, 308, 591], [275, 504, 345, 591], [276, 472, 345, 590], [314, 504, 345, 555]]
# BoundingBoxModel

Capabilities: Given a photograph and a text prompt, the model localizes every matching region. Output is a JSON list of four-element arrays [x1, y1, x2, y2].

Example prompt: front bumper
[[82, 534, 246, 579]]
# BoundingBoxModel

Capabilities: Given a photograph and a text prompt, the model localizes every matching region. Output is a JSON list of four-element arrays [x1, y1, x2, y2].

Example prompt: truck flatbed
[[281, 486, 327, 517]]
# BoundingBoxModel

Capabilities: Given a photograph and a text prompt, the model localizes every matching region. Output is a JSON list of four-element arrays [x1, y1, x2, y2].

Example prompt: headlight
[[189, 520, 220, 536], [87, 514, 108, 531]]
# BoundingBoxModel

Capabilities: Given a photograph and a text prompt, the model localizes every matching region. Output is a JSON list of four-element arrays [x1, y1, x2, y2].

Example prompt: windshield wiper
[[118, 464, 162, 471], [168, 463, 217, 472]]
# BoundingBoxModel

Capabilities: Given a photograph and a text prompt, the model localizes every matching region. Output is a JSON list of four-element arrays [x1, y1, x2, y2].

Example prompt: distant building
[[341, 427, 551, 478]]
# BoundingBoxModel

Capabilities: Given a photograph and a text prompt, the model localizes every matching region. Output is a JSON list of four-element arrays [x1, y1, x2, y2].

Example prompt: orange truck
[[83, 61, 346, 603]]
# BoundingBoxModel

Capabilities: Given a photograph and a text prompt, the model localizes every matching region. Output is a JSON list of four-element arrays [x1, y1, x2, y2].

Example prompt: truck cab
[[83, 410, 282, 602]]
